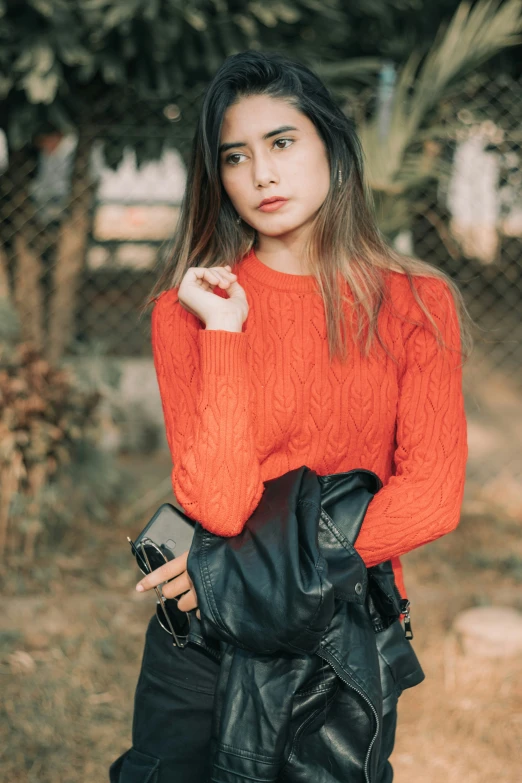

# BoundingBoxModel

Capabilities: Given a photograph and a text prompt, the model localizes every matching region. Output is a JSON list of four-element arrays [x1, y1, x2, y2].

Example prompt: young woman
[[110, 50, 471, 782]]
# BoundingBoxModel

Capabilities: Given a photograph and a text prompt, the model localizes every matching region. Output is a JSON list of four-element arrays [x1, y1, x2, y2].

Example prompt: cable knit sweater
[[151, 247, 468, 597]]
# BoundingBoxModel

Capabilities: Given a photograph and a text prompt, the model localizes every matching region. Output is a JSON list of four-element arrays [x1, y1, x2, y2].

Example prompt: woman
[[110, 50, 471, 782]]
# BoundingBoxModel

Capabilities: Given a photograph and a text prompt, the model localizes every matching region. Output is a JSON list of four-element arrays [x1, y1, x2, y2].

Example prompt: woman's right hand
[[178, 264, 249, 330]]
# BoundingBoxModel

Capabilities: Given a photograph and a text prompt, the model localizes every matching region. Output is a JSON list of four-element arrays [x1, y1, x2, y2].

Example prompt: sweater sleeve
[[151, 289, 265, 536], [354, 276, 468, 568]]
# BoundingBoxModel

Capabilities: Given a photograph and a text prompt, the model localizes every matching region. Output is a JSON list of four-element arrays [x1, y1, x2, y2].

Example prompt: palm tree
[[320, 0, 522, 240]]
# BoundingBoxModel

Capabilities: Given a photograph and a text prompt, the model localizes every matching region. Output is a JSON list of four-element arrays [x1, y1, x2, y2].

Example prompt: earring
[[236, 214, 241, 224], [338, 168, 343, 186]]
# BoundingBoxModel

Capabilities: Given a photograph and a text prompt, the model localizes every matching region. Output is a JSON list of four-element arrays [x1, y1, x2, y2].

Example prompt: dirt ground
[[1, 451, 521, 783]]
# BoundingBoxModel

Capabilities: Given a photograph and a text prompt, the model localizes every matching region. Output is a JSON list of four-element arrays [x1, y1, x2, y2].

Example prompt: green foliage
[[0, 0, 344, 153], [2, 0, 519, 164], [1, 0, 520, 215]]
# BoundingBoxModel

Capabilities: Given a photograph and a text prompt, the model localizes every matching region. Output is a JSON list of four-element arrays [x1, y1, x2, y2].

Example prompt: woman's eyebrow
[[219, 125, 298, 154]]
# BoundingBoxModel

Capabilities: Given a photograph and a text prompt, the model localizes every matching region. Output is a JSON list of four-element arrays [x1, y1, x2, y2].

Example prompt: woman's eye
[[274, 138, 293, 149], [226, 153, 245, 166]]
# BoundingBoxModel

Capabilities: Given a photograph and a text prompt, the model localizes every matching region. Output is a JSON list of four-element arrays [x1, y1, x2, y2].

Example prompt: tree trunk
[[0, 244, 10, 300], [47, 135, 94, 364], [0, 448, 25, 561], [13, 233, 46, 349], [0, 146, 47, 349]]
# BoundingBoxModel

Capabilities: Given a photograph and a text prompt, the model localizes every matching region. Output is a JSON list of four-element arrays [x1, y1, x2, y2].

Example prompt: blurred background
[[0, 1, 521, 781]]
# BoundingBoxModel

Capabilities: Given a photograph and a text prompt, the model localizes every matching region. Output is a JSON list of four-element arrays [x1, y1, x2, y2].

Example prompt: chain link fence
[[1, 72, 521, 497], [410, 73, 522, 504], [412, 73, 522, 384]]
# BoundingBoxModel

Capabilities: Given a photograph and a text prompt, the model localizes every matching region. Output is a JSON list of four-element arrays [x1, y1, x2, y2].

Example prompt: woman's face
[[219, 94, 331, 239]]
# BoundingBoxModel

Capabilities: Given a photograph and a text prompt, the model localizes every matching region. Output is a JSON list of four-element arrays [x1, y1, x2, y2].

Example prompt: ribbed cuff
[[198, 329, 248, 376]]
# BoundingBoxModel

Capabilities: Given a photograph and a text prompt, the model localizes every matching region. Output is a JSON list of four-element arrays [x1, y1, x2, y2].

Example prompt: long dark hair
[[147, 49, 473, 364]]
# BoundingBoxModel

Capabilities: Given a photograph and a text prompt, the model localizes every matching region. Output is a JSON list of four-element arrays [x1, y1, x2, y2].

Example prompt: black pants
[[109, 614, 398, 783]]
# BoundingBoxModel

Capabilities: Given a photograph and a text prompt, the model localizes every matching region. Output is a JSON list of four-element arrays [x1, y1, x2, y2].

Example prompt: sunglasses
[[127, 535, 191, 648]]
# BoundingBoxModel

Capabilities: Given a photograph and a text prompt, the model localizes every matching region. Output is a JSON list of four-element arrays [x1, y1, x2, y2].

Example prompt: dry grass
[[0, 594, 151, 783], [1, 453, 521, 782]]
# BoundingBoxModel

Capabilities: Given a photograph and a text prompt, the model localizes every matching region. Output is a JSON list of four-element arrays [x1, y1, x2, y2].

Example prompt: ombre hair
[[147, 50, 473, 365]]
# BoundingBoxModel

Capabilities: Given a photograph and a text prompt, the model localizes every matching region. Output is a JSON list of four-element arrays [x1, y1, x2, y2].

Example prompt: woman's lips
[[258, 199, 288, 212]]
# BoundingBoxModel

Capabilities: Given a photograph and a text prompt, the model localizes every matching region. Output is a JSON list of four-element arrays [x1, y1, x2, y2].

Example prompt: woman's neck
[[254, 247, 312, 276], [254, 233, 313, 276]]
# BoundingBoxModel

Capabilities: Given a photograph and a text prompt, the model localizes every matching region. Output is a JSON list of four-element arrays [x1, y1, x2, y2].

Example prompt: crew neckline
[[239, 247, 319, 293]]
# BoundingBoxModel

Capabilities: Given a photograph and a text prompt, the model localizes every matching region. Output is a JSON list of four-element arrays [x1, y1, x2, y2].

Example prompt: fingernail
[[136, 584, 144, 592]]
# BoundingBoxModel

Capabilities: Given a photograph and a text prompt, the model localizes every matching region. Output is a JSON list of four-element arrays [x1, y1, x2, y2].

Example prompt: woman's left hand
[[136, 549, 201, 620]]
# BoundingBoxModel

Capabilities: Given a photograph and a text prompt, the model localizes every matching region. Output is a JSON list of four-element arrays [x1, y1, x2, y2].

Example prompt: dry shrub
[[0, 300, 125, 562]]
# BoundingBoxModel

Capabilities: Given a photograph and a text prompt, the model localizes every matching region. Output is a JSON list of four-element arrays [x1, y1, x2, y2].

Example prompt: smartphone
[[128, 502, 197, 643], [131, 502, 196, 566]]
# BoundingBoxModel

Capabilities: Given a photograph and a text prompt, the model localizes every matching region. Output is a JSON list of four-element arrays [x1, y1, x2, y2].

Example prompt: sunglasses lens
[[156, 600, 191, 637], [141, 542, 167, 572], [169, 603, 190, 636]]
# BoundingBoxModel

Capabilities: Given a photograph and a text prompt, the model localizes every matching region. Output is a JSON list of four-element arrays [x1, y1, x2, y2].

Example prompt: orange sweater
[[151, 248, 468, 597]]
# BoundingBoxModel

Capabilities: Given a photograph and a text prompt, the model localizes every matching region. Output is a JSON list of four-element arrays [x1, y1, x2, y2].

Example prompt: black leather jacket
[[186, 466, 425, 783]]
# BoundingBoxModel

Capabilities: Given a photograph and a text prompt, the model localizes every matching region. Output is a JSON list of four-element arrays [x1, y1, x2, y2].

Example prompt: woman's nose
[[252, 153, 279, 188]]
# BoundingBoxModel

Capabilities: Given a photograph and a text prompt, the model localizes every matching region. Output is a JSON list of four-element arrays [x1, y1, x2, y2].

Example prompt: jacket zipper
[[316, 649, 379, 783], [400, 599, 413, 639]]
